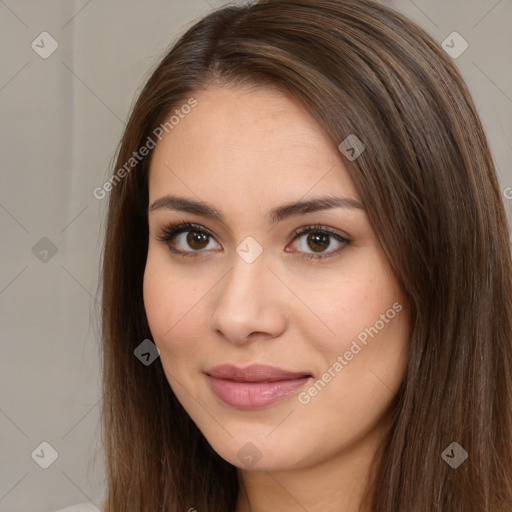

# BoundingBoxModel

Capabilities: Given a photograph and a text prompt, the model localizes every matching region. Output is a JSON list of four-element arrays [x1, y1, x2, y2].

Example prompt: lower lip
[[207, 375, 311, 409]]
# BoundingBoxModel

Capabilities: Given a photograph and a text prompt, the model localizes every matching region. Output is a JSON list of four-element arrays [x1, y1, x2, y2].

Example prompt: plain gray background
[[0, 0, 511, 510]]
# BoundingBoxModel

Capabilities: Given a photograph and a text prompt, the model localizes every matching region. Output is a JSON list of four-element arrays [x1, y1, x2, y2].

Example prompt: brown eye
[[186, 231, 210, 250], [156, 222, 221, 257], [306, 233, 330, 252], [288, 225, 351, 260]]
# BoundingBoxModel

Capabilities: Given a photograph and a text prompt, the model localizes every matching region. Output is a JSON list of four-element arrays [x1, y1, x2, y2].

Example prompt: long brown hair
[[99, 0, 512, 510]]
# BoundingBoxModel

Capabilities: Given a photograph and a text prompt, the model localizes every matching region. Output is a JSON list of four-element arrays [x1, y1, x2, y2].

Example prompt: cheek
[[143, 262, 170, 339], [317, 275, 408, 407], [143, 256, 224, 394], [143, 258, 200, 352], [298, 259, 400, 357]]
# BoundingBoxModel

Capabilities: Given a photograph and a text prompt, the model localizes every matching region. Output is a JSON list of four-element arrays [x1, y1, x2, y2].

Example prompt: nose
[[208, 252, 287, 345]]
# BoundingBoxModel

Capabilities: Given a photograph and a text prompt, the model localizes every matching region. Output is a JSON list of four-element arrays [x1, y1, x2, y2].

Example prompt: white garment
[[54, 503, 102, 512]]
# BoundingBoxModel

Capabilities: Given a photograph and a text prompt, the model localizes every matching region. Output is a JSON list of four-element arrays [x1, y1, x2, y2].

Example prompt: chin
[[217, 442, 300, 471], [200, 425, 315, 471]]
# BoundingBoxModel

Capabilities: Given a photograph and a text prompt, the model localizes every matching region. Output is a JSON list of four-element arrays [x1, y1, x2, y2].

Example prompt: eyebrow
[[148, 194, 364, 224]]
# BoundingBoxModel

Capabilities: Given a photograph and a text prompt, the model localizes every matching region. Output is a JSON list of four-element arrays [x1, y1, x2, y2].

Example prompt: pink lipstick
[[205, 364, 312, 409]]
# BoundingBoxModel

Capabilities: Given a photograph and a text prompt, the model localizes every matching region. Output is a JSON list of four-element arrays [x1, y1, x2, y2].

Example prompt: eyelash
[[155, 221, 351, 261]]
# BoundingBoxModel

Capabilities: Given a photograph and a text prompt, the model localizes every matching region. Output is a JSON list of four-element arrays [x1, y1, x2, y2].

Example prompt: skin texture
[[143, 85, 410, 512]]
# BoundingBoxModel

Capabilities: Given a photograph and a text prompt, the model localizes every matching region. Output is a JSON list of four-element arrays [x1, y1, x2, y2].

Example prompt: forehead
[[148, 85, 358, 207]]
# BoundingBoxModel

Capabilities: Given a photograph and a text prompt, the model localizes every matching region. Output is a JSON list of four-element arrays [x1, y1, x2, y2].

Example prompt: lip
[[205, 364, 313, 409]]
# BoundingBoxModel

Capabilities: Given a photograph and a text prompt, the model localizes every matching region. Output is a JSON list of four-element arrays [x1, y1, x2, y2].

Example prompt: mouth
[[205, 364, 313, 409]]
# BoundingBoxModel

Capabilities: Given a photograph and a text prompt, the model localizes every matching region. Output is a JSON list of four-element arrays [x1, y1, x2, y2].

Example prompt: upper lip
[[205, 364, 312, 382]]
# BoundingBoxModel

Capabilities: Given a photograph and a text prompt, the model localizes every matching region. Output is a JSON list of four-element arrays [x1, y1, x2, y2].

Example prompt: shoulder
[[54, 503, 103, 512]]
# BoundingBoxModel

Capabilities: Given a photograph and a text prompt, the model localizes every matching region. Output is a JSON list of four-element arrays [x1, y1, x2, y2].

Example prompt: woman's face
[[144, 85, 409, 471]]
